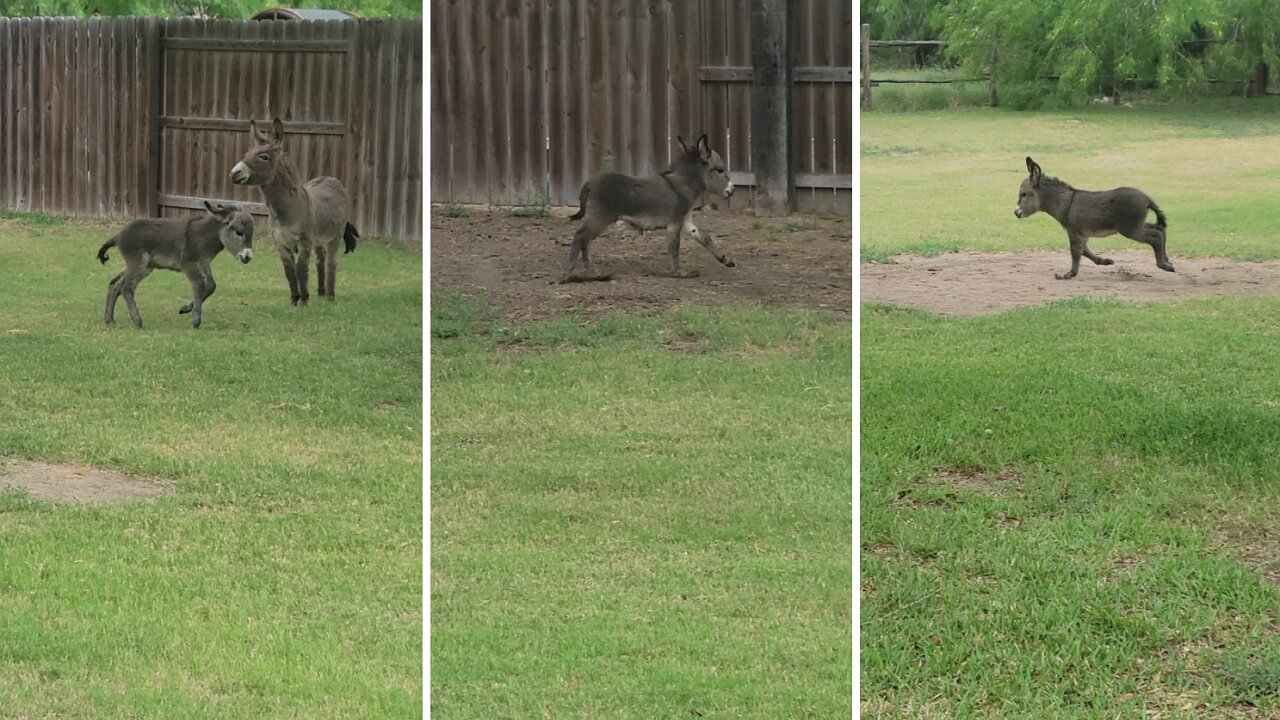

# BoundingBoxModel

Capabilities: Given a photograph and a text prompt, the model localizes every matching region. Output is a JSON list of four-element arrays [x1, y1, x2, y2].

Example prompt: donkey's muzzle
[[229, 162, 250, 185], [724, 182, 736, 198], [237, 249, 253, 264], [1014, 208, 1023, 219]]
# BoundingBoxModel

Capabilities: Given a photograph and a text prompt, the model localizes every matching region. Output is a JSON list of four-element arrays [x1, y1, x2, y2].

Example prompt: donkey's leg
[[666, 222, 698, 278], [1119, 224, 1175, 272], [562, 219, 606, 281], [181, 266, 208, 328], [294, 245, 312, 307], [1055, 234, 1084, 280], [315, 244, 328, 301], [1081, 244, 1114, 266], [121, 267, 152, 328], [322, 241, 338, 300], [681, 218, 736, 268], [1146, 225, 1175, 272], [179, 263, 216, 314], [278, 243, 302, 305], [104, 271, 124, 325]]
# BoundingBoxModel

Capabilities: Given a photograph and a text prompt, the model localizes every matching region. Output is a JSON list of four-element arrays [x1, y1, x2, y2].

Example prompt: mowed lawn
[[863, 107, 1280, 717], [430, 294, 853, 719], [0, 213, 422, 718]]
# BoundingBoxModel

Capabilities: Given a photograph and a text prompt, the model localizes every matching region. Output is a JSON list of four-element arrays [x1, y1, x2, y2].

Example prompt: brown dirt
[[861, 250, 1280, 315], [1, 459, 168, 502], [430, 207, 852, 323]]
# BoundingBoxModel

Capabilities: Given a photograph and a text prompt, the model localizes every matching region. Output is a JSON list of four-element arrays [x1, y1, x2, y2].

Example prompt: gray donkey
[[563, 133, 737, 282], [230, 118, 358, 306], [1015, 156, 1173, 279], [98, 201, 254, 329]]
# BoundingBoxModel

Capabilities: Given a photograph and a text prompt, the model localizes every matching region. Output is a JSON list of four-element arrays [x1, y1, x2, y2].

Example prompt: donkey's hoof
[[1054, 271, 1077, 280], [1098, 258, 1114, 266], [178, 304, 193, 314], [721, 257, 736, 268], [673, 269, 701, 279], [1159, 263, 1176, 273]]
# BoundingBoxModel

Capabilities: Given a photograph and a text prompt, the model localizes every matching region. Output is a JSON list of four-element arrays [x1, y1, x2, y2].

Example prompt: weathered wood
[[867, 39, 945, 48], [861, 23, 871, 108], [159, 193, 269, 215], [159, 37, 346, 52], [750, 0, 794, 216], [728, 170, 851, 189], [700, 65, 854, 82]]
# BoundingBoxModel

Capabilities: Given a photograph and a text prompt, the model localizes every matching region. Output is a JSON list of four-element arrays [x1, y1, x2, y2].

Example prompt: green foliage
[[855, 0, 1280, 106]]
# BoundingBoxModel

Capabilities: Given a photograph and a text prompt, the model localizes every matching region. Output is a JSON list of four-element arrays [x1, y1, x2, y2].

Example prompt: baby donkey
[[98, 201, 255, 328], [1015, 156, 1174, 279]]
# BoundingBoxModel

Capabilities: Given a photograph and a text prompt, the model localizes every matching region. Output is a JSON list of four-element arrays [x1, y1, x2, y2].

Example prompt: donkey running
[[98, 201, 255, 329], [1015, 156, 1173, 279], [563, 133, 737, 282], [230, 118, 359, 306]]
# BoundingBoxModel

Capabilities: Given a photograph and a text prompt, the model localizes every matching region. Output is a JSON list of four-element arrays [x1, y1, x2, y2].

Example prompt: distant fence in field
[[0, 16, 422, 242], [430, 0, 853, 216]]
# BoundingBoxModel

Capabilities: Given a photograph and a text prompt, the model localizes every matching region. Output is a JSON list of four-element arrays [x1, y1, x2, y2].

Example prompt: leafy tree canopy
[[865, 0, 1280, 104]]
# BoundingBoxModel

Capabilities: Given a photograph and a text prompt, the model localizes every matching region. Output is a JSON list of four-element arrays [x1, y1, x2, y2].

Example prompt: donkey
[[563, 133, 736, 282], [1015, 156, 1173, 279], [98, 201, 255, 329], [229, 118, 359, 306]]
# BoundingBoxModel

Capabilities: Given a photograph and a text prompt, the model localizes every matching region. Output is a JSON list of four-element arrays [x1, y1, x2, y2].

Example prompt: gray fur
[[229, 118, 358, 306], [98, 201, 255, 329], [1016, 156, 1173, 279], [563, 133, 737, 282]]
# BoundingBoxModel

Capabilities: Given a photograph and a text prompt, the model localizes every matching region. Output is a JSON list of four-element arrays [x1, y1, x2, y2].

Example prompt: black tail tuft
[[567, 185, 589, 221], [97, 239, 114, 264], [1150, 200, 1167, 229], [343, 222, 359, 254]]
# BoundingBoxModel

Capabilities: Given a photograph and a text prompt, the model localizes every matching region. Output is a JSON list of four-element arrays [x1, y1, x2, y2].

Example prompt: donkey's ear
[[271, 118, 285, 144], [1026, 156, 1042, 185], [696, 133, 711, 160], [676, 135, 691, 154], [250, 120, 266, 142], [203, 200, 227, 218]]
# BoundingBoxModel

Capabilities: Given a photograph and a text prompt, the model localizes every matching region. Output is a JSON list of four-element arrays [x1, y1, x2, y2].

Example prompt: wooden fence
[[430, 0, 852, 216], [0, 17, 422, 242]]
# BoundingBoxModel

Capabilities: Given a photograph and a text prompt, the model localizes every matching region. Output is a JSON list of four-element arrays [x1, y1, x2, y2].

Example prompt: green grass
[[0, 214, 422, 718], [862, 295, 1280, 718], [440, 202, 470, 218], [861, 100, 1280, 262], [431, 291, 852, 719]]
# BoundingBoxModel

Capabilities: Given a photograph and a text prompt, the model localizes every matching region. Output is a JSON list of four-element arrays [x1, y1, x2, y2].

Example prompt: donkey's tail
[[1150, 200, 1168, 229], [343, 222, 359, 254], [96, 237, 116, 264], [568, 185, 589, 221]]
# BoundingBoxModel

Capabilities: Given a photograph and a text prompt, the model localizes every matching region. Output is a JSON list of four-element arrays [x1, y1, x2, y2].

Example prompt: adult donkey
[[230, 118, 359, 305], [563, 133, 737, 282], [1015, 156, 1173, 280]]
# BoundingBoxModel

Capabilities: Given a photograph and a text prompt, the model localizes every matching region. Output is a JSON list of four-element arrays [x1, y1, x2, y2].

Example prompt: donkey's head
[[204, 200, 255, 263], [229, 118, 287, 186], [1015, 156, 1046, 219], [675, 134, 734, 198]]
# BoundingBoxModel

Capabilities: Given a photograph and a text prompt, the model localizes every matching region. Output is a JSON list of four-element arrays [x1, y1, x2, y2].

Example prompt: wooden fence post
[[750, 0, 793, 216], [861, 23, 871, 108]]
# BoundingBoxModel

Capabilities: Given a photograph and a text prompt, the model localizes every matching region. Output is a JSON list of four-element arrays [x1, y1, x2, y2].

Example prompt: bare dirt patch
[[1, 459, 168, 502], [431, 207, 852, 323], [862, 250, 1280, 315]]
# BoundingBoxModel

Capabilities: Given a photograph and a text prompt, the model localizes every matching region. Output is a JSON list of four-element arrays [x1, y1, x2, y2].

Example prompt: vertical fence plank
[[430, 0, 451, 203], [725, 0, 751, 210], [521, 0, 545, 204]]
